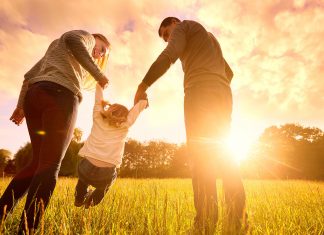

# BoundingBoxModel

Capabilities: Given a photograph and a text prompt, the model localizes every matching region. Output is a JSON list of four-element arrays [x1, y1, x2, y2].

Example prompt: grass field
[[0, 178, 323, 234]]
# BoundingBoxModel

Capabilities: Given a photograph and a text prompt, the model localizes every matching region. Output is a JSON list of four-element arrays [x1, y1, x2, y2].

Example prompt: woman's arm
[[10, 108, 24, 126], [62, 31, 106, 82], [16, 57, 45, 109], [12, 57, 45, 125]]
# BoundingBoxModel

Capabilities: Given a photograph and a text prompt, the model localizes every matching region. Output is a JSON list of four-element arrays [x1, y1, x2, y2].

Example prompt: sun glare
[[225, 130, 255, 164]]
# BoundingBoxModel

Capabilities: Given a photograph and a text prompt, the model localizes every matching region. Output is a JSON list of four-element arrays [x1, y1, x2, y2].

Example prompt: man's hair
[[92, 33, 111, 48], [158, 17, 181, 37]]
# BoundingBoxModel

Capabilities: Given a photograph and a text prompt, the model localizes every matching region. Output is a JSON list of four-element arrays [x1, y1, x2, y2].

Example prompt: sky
[[0, 0, 323, 158]]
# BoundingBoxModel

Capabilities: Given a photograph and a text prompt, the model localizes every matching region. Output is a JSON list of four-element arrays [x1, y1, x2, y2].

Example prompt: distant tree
[[120, 139, 145, 177], [244, 123, 324, 179], [143, 141, 177, 177], [120, 140, 180, 178], [59, 141, 83, 176], [11, 124, 323, 179], [13, 128, 84, 176], [72, 128, 83, 142], [59, 128, 83, 176], [0, 149, 12, 174], [14, 143, 32, 172], [258, 124, 323, 146], [4, 159, 16, 175], [168, 144, 190, 177]]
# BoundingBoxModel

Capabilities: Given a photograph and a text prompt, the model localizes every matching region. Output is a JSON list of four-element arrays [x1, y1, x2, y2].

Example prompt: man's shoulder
[[182, 20, 202, 27], [180, 20, 206, 32]]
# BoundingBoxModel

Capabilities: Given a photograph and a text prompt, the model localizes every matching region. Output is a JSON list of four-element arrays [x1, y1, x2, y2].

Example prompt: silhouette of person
[[134, 17, 247, 231]]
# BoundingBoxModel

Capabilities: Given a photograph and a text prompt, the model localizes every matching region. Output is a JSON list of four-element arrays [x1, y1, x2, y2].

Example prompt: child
[[74, 83, 147, 208]]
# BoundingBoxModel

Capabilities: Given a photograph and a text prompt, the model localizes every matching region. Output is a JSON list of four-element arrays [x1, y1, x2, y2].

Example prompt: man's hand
[[10, 108, 25, 126], [138, 92, 148, 100], [137, 92, 149, 108], [98, 76, 109, 89], [134, 82, 149, 105]]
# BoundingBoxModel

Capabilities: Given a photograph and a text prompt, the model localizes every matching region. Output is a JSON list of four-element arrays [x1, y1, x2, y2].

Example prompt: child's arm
[[123, 99, 148, 128], [93, 83, 104, 114]]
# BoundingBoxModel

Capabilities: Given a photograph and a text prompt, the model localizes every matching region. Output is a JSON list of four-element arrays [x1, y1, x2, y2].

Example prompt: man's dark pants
[[184, 80, 246, 226]]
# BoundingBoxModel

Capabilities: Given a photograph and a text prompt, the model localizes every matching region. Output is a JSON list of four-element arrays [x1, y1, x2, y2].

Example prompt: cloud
[[196, 0, 324, 125]]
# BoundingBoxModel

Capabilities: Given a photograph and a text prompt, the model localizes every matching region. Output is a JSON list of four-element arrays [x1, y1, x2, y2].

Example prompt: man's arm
[[141, 54, 171, 87], [134, 82, 149, 105], [134, 23, 187, 105], [208, 32, 233, 82], [134, 54, 170, 104], [134, 54, 171, 105], [133, 54, 170, 105]]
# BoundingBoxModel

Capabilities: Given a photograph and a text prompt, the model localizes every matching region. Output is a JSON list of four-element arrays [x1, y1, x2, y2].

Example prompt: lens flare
[[36, 130, 46, 135], [225, 131, 255, 164]]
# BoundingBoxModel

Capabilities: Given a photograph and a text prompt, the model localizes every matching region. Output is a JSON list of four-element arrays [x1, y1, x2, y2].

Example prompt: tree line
[[1, 123, 323, 179]]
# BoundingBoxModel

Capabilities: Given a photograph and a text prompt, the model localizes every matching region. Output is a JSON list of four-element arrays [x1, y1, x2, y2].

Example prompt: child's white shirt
[[78, 84, 147, 167]]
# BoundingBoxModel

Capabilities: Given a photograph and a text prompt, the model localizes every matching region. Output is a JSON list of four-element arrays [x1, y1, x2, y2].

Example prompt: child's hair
[[100, 101, 129, 128]]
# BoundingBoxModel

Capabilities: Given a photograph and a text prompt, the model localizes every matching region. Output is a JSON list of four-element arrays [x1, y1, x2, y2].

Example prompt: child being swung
[[75, 83, 147, 207]]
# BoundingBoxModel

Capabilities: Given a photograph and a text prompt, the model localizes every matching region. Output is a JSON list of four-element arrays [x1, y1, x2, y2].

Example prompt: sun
[[225, 129, 255, 164]]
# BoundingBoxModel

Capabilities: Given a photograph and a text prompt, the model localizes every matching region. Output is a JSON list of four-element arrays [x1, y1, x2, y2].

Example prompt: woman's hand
[[98, 76, 109, 89], [10, 108, 25, 126]]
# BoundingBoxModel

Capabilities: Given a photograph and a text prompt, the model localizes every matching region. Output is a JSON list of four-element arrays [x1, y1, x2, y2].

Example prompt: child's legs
[[91, 189, 105, 206], [75, 158, 93, 201], [75, 179, 89, 200], [90, 168, 117, 206]]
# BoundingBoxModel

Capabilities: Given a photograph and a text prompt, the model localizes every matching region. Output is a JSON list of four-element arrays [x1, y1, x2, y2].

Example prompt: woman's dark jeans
[[0, 81, 79, 234], [75, 158, 117, 206]]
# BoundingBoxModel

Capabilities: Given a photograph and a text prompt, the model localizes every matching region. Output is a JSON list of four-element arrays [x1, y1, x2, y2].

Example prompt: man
[[134, 17, 246, 230]]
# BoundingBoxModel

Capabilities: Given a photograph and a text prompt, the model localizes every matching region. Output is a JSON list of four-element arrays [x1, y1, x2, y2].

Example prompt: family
[[1, 17, 247, 234]]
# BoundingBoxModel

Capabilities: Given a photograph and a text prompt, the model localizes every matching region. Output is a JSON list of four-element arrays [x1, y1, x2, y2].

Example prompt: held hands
[[101, 100, 110, 108], [134, 82, 149, 106], [10, 108, 25, 126], [137, 92, 149, 108], [143, 93, 149, 108], [98, 76, 109, 89]]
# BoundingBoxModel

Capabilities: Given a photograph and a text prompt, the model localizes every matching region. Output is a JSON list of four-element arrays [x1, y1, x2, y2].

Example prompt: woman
[[0, 30, 110, 234]]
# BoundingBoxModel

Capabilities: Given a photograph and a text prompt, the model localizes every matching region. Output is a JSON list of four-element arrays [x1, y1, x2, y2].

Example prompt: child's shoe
[[74, 196, 85, 207], [84, 190, 94, 209], [74, 189, 93, 207], [74, 197, 85, 207]]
